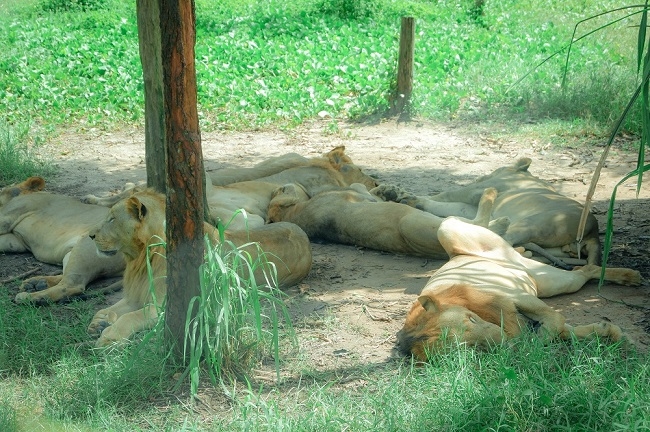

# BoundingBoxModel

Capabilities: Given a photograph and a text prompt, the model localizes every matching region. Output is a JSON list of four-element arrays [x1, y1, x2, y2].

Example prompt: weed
[[181, 225, 295, 396], [0, 121, 53, 185]]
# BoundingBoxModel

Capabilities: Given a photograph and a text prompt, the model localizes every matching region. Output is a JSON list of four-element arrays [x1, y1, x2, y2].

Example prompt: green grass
[[1, 0, 649, 430], [223, 337, 649, 432], [183, 230, 295, 395], [0, 121, 53, 185], [1, 271, 648, 431], [0, 0, 642, 133]]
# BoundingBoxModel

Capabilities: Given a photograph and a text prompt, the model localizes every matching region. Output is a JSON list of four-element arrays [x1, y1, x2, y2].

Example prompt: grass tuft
[[0, 121, 53, 185], [182, 226, 295, 396]]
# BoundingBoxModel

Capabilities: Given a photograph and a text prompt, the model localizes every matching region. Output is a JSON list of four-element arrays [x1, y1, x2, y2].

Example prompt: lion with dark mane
[[397, 218, 641, 361]]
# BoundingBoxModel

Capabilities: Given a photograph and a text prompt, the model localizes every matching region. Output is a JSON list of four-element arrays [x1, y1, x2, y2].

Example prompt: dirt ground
[[1, 119, 649, 374]]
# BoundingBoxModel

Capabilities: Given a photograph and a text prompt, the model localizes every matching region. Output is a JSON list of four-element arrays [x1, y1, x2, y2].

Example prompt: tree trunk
[[137, 0, 166, 193], [160, 0, 205, 358]]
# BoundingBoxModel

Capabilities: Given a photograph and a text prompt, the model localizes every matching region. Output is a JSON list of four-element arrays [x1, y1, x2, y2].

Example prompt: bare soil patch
[[2, 119, 649, 372]]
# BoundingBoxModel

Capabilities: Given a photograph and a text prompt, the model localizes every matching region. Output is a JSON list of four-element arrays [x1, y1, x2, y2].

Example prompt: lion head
[[323, 146, 378, 190], [266, 183, 310, 223], [398, 284, 522, 361], [0, 176, 45, 206], [90, 189, 165, 261]]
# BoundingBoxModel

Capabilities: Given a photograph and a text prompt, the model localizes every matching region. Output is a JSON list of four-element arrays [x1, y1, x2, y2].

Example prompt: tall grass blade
[[576, 67, 649, 248], [637, 3, 648, 73], [601, 163, 650, 284], [562, 7, 644, 90], [180, 214, 294, 397]]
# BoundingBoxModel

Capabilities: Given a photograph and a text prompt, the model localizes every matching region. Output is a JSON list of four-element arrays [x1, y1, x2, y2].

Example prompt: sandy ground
[[1, 119, 649, 373]]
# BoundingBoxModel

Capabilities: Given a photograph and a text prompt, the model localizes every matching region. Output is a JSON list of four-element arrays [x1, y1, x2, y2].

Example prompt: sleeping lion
[[397, 218, 641, 361]]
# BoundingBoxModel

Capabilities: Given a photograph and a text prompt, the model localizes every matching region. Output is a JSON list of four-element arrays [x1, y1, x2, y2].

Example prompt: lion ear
[[126, 197, 148, 221], [418, 295, 440, 313], [325, 146, 347, 168], [25, 176, 45, 191], [514, 158, 532, 172]]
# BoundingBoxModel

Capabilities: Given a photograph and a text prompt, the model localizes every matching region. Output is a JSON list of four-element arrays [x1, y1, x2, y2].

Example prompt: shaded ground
[[1, 119, 649, 375]]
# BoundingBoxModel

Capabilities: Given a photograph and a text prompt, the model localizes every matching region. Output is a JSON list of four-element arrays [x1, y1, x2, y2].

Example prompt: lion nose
[[89, 234, 95, 240]]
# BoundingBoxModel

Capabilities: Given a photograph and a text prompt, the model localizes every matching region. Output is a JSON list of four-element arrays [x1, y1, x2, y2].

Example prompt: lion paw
[[20, 277, 50, 293], [488, 216, 511, 236], [88, 311, 118, 338], [14, 291, 32, 304], [599, 322, 624, 342], [80, 194, 100, 204], [95, 326, 123, 347], [370, 184, 416, 204]]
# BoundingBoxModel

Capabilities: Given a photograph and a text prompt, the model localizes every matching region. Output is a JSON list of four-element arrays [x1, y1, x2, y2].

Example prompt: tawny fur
[[397, 218, 641, 361], [88, 189, 312, 347]]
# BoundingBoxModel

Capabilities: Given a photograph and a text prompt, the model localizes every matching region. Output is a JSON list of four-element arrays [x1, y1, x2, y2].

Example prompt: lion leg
[[94, 304, 159, 347], [370, 184, 479, 218], [436, 217, 523, 261], [0, 233, 28, 253], [430, 187, 486, 206], [468, 187, 497, 227], [14, 236, 125, 304], [512, 292, 625, 342], [81, 181, 145, 207], [521, 263, 641, 300], [559, 322, 624, 342]]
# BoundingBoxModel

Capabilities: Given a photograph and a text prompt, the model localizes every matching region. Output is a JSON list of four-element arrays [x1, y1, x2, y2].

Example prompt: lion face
[[338, 163, 378, 190], [398, 296, 505, 361], [325, 146, 378, 189], [90, 194, 161, 260], [0, 176, 45, 206]]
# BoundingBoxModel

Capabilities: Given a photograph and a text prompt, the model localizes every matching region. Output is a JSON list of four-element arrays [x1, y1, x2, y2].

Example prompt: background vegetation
[[0, 0, 648, 430], [0, 0, 642, 133]]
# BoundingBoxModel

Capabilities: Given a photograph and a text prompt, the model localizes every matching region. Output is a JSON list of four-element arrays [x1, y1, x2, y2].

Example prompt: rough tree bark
[[137, 0, 166, 193], [160, 0, 205, 357]]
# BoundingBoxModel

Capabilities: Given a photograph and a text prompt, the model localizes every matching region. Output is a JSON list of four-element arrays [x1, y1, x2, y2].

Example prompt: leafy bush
[[40, 0, 107, 13], [313, 0, 382, 20]]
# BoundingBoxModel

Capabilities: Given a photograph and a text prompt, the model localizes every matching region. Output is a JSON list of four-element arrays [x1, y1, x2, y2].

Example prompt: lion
[[372, 157, 601, 265], [266, 182, 509, 258], [0, 177, 125, 303], [87, 188, 312, 347], [207, 145, 361, 186], [84, 146, 378, 231], [206, 146, 378, 230], [397, 217, 641, 361]]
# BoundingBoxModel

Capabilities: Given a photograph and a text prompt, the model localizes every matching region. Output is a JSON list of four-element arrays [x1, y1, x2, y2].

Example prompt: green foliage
[[0, 288, 98, 376], [0, 402, 17, 432], [0, 0, 639, 133], [182, 228, 294, 396], [40, 0, 107, 13], [43, 342, 172, 421], [0, 121, 53, 185], [228, 336, 649, 431], [312, 0, 382, 20]]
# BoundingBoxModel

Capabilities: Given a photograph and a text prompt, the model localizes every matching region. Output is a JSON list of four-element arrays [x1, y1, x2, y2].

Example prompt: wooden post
[[137, 0, 166, 194], [391, 16, 415, 116], [159, 0, 205, 358]]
